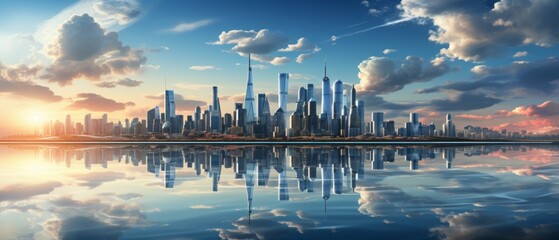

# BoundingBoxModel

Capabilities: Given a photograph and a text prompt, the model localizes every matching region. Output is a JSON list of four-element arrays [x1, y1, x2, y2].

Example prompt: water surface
[[1, 144, 558, 239]]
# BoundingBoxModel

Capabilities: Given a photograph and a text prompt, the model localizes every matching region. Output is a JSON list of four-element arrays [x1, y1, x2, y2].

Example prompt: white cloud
[[513, 51, 528, 58], [279, 37, 316, 52], [271, 57, 290, 65], [399, 0, 559, 61], [189, 65, 221, 71], [356, 55, 453, 94], [383, 48, 397, 54], [41, 14, 146, 86], [296, 46, 321, 64], [166, 19, 214, 33]]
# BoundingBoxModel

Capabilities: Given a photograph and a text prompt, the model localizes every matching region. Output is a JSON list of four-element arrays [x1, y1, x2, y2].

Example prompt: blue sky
[[0, 0, 558, 135]]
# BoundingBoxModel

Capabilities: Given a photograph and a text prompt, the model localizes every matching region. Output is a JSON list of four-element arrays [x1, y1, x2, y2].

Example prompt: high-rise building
[[409, 112, 420, 137], [65, 114, 72, 135], [244, 54, 257, 124], [333, 80, 343, 118], [210, 86, 222, 133], [147, 106, 160, 133], [101, 114, 107, 135], [307, 84, 314, 101], [442, 114, 456, 137], [165, 89, 175, 123], [278, 73, 289, 113], [321, 64, 332, 129], [84, 113, 92, 135], [348, 86, 359, 137], [357, 100, 365, 134], [194, 106, 201, 131], [372, 112, 384, 137]]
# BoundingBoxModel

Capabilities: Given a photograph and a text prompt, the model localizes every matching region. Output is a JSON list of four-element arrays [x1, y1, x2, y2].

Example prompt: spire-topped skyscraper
[[321, 62, 332, 130], [244, 53, 257, 124]]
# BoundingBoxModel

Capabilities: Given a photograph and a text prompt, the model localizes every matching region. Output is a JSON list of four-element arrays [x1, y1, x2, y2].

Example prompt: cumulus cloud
[[41, 195, 150, 240], [166, 19, 214, 33], [0, 63, 63, 102], [189, 65, 221, 71], [145, 93, 207, 111], [66, 93, 134, 112], [279, 37, 316, 52], [42, 14, 146, 86], [0, 181, 62, 202], [356, 55, 453, 94], [211, 29, 320, 65], [95, 77, 143, 88], [510, 100, 559, 117], [399, 0, 559, 61]]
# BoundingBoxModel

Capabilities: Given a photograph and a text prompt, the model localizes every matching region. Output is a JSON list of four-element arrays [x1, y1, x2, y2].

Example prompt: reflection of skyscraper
[[443, 147, 456, 169], [244, 54, 257, 124], [372, 148, 384, 170], [245, 159, 256, 218]]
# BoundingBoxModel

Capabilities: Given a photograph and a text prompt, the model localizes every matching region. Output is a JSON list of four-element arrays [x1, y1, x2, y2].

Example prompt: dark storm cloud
[[429, 92, 502, 111]]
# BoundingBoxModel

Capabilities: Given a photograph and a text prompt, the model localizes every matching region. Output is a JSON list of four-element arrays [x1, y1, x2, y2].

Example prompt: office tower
[[224, 113, 233, 129], [92, 119, 101, 135], [257, 94, 270, 123], [75, 123, 83, 135], [278, 73, 289, 113], [307, 98, 318, 134], [348, 86, 359, 137], [321, 64, 332, 130], [84, 113, 91, 135], [372, 112, 384, 137], [210, 86, 222, 133], [165, 89, 175, 123], [125, 118, 130, 134], [333, 80, 343, 118], [428, 123, 436, 136], [194, 106, 201, 131], [295, 87, 307, 114], [65, 114, 72, 135], [273, 108, 285, 137], [409, 112, 420, 137], [175, 115, 184, 134], [443, 114, 456, 137], [357, 100, 365, 134], [307, 83, 314, 101], [383, 120, 395, 136], [147, 106, 160, 133], [101, 114, 107, 135], [244, 54, 257, 124]]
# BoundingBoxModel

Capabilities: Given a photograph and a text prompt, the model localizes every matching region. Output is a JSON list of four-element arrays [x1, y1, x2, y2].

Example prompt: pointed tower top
[[248, 53, 252, 71], [324, 61, 327, 78]]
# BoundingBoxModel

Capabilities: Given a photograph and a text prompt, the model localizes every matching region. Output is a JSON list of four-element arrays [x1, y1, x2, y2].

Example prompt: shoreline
[[0, 140, 556, 145]]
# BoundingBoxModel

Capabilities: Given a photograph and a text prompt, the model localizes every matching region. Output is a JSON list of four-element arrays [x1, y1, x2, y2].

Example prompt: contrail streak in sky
[[331, 17, 415, 42]]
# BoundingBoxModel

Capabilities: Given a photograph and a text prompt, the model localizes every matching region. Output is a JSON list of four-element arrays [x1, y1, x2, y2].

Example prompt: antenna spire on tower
[[324, 60, 327, 77], [248, 53, 252, 71]]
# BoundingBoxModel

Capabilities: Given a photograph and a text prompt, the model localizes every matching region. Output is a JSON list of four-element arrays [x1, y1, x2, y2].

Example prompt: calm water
[[1, 144, 558, 240]]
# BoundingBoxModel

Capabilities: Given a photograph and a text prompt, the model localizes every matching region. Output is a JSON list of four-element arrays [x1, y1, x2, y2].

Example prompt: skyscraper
[[101, 113, 107, 135], [84, 113, 91, 135], [147, 106, 160, 133], [278, 73, 289, 113], [165, 89, 175, 123], [307, 84, 314, 101], [65, 114, 72, 135], [372, 112, 384, 137], [348, 85, 359, 137], [443, 114, 456, 137], [244, 54, 257, 124], [357, 100, 365, 134], [210, 86, 222, 133], [194, 106, 201, 130], [321, 63, 332, 129], [333, 80, 343, 118], [409, 112, 420, 137]]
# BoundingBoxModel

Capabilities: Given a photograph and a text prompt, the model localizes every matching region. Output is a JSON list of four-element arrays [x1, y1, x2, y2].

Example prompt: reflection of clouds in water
[[430, 211, 559, 240], [99, 192, 143, 200], [356, 185, 440, 219], [214, 209, 323, 240], [70, 171, 133, 189], [0, 181, 62, 202], [36, 195, 151, 240]]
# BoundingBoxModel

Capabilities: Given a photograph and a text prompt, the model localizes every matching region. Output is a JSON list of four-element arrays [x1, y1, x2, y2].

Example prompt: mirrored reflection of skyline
[[1, 144, 559, 239]]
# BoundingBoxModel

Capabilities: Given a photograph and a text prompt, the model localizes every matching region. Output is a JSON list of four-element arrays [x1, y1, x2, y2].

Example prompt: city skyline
[[1, 0, 559, 137]]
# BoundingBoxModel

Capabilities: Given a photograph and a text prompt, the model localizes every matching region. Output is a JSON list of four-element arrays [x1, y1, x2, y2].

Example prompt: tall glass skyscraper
[[244, 54, 257, 123], [278, 73, 289, 112], [165, 90, 175, 123], [321, 64, 332, 125], [372, 112, 384, 137]]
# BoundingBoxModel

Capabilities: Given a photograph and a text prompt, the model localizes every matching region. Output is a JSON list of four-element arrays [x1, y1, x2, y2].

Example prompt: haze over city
[[1, 0, 559, 137]]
